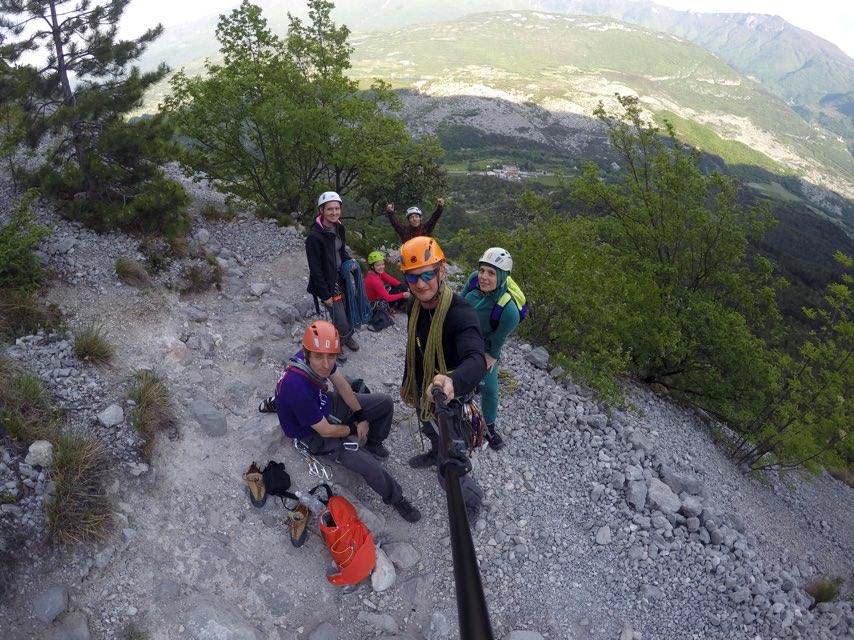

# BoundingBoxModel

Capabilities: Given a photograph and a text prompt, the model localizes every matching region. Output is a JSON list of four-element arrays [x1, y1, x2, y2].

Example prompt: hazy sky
[[120, 0, 854, 57]]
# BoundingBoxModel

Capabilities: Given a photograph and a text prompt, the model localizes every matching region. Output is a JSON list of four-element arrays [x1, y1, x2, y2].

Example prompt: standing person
[[305, 191, 358, 363], [364, 250, 409, 312], [399, 236, 487, 519], [385, 198, 445, 242], [275, 320, 421, 523], [463, 248, 522, 451]]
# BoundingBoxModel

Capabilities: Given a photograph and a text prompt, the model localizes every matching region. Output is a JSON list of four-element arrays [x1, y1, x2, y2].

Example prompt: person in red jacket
[[364, 251, 409, 312]]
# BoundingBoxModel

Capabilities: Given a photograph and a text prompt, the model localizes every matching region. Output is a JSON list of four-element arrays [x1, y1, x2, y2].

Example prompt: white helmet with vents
[[478, 247, 513, 272], [317, 191, 342, 208]]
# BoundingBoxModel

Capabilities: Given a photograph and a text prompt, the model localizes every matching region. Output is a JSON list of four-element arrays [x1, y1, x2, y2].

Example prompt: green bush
[[200, 202, 236, 222], [805, 576, 843, 607], [0, 192, 49, 293]]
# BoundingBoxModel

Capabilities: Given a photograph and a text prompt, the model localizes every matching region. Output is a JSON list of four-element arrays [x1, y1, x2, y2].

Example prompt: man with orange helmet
[[274, 320, 420, 522], [398, 236, 487, 519]]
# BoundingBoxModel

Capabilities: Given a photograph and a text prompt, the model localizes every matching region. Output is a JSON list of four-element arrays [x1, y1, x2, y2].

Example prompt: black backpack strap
[[309, 483, 333, 505]]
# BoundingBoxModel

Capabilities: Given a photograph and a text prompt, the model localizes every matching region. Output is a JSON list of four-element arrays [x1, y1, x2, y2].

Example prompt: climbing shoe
[[243, 462, 267, 508], [345, 336, 360, 351], [485, 423, 505, 451], [364, 441, 390, 459], [288, 503, 310, 547], [408, 450, 437, 469], [393, 498, 421, 523]]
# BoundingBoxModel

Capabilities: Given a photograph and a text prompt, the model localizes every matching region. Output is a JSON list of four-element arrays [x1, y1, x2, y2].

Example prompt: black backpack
[[262, 460, 298, 505]]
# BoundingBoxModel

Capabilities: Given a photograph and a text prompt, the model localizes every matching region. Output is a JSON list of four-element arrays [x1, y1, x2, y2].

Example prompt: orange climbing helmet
[[302, 320, 340, 354], [399, 236, 445, 272]]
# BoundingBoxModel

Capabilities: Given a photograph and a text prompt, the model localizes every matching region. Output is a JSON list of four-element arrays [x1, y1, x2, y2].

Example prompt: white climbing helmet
[[479, 247, 513, 273], [406, 206, 422, 219], [317, 191, 342, 208]]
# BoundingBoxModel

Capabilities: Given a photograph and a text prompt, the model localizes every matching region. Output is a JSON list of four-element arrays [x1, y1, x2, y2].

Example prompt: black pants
[[299, 392, 402, 505], [418, 411, 484, 512], [387, 284, 408, 312]]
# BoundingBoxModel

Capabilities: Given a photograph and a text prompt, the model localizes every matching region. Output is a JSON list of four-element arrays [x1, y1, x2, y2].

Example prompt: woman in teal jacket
[[463, 247, 521, 450]]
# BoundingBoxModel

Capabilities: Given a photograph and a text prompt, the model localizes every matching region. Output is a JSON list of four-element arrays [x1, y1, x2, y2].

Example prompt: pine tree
[[0, 0, 188, 232]]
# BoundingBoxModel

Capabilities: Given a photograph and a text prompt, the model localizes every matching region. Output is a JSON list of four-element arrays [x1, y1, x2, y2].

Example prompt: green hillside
[[348, 11, 853, 200]]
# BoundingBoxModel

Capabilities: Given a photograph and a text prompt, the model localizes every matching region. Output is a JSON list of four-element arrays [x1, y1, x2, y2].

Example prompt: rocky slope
[[0, 174, 852, 640]]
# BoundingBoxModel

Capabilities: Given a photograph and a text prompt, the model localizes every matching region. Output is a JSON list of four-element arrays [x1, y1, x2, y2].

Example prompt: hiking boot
[[243, 462, 267, 508], [485, 423, 505, 451], [288, 503, 310, 548], [393, 498, 421, 523], [364, 441, 390, 459], [408, 450, 437, 469], [345, 336, 359, 351]]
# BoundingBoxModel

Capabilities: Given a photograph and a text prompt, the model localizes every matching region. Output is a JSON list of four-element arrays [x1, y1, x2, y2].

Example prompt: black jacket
[[305, 218, 349, 301], [404, 293, 486, 399], [385, 204, 444, 243]]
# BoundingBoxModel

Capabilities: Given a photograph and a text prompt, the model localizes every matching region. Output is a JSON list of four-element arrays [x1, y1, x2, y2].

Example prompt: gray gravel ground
[[1, 175, 852, 640]]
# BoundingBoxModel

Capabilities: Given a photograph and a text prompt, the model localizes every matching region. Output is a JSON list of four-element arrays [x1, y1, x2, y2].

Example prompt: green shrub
[[128, 370, 176, 461], [139, 237, 172, 274], [0, 355, 53, 444], [115, 256, 153, 288], [122, 622, 150, 640], [46, 433, 111, 544], [805, 576, 843, 608], [255, 204, 294, 227], [73, 324, 114, 364], [0, 191, 49, 293]]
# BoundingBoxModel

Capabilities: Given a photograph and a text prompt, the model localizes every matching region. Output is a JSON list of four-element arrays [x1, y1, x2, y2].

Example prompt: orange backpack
[[312, 484, 376, 586]]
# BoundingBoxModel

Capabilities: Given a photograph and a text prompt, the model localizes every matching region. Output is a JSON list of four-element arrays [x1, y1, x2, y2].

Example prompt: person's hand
[[356, 420, 369, 440], [437, 197, 444, 207], [322, 297, 333, 307], [485, 354, 497, 370], [386, 202, 395, 213], [429, 374, 455, 402], [403, 291, 411, 299]]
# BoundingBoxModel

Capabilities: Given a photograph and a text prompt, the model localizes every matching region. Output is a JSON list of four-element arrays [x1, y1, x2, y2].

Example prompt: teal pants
[[480, 363, 499, 424]]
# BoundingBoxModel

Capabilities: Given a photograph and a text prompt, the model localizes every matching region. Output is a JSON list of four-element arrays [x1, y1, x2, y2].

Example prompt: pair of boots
[[243, 462, 309, 547]]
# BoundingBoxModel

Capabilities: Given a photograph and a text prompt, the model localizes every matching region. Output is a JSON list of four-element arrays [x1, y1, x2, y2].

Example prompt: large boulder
[[383, 542, 420, 570], [371, 548, 396, 592], [97, 404, 124, 428], [625, 480, 647, 511], [262, 300, 300, 324], [660, 465, 701, 495], [48, 612, 90, 640], [190, 398, 227, 437], [33, 584, 68, 623], [308, 622, 338, 640], [525, 347, 550, 370], [182, 597, 260, 640], [646, 478, 680, 513], [25, 440, 54, 468]]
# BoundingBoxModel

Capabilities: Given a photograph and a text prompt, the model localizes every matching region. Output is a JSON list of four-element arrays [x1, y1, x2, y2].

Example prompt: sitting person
[[274, 320, 421, 522], [364, 250, 409, 312], [384, 198, 445, 242]]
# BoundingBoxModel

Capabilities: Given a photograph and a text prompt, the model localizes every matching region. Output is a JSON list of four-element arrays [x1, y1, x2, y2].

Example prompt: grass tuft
[[73, 324, 114, 364], [200, 202, 235, 222], [115, 257, 153, 288], [128, 370, 176, 461], [0, 289, 64, 340], [0, 355, 53, 444], [122, 622, 150, 640], [46, 433, 111, 544], [179, 254, 222, 293]]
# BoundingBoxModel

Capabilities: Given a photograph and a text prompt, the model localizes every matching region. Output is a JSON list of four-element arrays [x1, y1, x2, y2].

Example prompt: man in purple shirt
[[275, 320, 420, 523]]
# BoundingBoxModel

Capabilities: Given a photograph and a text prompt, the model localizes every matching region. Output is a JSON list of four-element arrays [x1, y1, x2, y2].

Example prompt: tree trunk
[[48, 0, 88, 187]]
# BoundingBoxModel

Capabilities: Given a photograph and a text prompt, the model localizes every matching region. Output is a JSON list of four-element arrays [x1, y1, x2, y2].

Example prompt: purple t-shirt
[[274, 351, 336, 439]]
